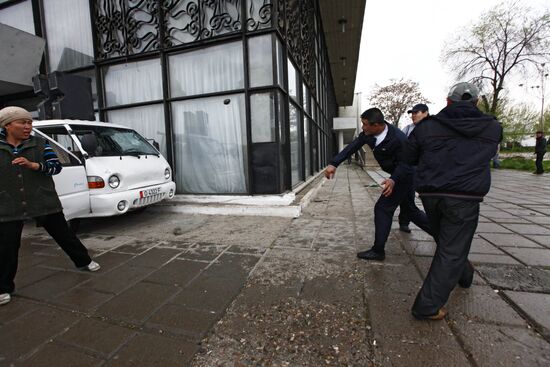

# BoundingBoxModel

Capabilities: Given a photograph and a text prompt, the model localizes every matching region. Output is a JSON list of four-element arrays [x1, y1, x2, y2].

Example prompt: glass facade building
[[0, 0, 346, 195]]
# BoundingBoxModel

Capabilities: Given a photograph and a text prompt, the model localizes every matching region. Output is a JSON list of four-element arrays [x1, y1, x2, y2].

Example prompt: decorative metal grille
[[163, 0, 242, 46], [94, 0, 160, 59], [246, 0, 272, 31], [94, 0, 277, 58]]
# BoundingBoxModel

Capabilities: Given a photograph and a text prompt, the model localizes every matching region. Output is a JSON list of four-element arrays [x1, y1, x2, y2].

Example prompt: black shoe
[[412, 307, 447, 320], [357, 249, 385, 261], [458, 261, 474, 288], [399, 225, 411, 233]]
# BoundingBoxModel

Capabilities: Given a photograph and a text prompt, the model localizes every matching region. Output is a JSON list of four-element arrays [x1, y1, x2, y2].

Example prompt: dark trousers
[[0, 212, 91, 294], [372, 179, 433, 253], [397, 189, 415, 227], [536, 152, 545, 173], [412, 197, 480, 316]]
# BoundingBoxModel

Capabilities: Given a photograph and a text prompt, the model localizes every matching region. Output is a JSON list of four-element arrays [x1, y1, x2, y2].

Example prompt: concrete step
[[151, 172, 326, 218]]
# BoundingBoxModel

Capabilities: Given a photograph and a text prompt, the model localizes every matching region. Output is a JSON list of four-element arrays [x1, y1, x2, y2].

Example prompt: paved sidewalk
[[0, 165, 549, 366]]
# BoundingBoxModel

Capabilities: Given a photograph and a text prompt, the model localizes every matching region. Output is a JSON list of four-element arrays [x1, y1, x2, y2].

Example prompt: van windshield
[[70, 125, 159, 157]]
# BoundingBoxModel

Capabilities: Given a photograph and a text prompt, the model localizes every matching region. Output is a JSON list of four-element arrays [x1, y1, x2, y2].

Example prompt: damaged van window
[[70, 125, 159, 157]]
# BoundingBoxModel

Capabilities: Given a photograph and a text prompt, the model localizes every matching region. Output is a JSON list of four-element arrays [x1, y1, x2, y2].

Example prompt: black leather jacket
[[402, 102, 502, 201], [330, 122, 413, 184]]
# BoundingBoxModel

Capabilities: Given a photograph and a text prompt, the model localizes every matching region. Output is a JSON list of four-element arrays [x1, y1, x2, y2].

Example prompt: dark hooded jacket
[[402, 102, 502, 201]]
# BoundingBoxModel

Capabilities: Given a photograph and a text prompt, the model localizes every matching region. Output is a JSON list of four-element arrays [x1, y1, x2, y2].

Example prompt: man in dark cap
[[402, 82, 502, 320], [398, 103, 430, 233]]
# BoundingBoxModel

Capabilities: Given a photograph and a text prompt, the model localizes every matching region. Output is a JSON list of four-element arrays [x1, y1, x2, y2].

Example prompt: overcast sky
[[354, 0, 550, 125]]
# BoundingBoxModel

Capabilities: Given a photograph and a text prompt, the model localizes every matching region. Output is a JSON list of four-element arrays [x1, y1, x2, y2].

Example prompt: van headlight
[[108, 175, 120, 188], [164, 168, 171, 180]]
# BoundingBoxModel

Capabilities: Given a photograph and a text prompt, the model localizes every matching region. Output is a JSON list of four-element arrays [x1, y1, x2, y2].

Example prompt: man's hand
[[12, 157, 40, 171], [325, 165, 337, 179], [381, 178, 395, 197]]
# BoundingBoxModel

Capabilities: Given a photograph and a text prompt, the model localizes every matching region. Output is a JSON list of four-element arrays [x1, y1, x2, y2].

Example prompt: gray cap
[[447, 82, 480, 102], [0, 106, 33, 128]]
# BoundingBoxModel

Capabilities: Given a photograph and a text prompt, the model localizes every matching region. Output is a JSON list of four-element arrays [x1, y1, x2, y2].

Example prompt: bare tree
[[443, 1, 550, 117], [369, 79, 430, 125]]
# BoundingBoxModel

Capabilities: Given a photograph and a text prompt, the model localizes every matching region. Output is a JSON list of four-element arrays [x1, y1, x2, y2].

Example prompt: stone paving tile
[[469, 236, 505, 254], [178, 243, 229, 261], [503, 247, 550, 267], [84, 264, 155, 294], [124, 248, 182, 269], [452, 321, 550, 366], [204, 253, 261, 280], [56, 317, 136, 358], [526, 235, 550, 248], [504, 291, 550, 337], [92, 251, 134, 271], [103, 333, 198, 367], [16, 271, 92, 301], [16, 342, 103, 367], [13, 266, 59, 290], [475, 222, 513, 233], [96, 281, 179, 324], [0, 307, 80, 362], [468, 253, 521, 265], [144, 258, 208, 287], [146, 303, 220, 339], [170, 274, 244, 313], [479, 233, 543, 248], [502, 223, 550, 235], [447, 285, 525, 326], [52, 286, 114, 312], [475, 264, 550, 293], [0, 297, 38, 326]]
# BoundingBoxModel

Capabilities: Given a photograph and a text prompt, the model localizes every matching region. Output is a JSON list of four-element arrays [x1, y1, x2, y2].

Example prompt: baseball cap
[[447, 82, 480, 102], [407, 103, 429, 114]]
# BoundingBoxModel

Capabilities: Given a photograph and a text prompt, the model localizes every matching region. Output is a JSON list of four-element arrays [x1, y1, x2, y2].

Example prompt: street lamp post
[[518, 63, 548, 132], [539, 63, 548, 132]]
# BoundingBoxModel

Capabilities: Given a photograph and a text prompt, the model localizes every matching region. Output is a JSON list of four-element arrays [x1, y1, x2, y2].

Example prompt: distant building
[[0, 0, 365, 195]]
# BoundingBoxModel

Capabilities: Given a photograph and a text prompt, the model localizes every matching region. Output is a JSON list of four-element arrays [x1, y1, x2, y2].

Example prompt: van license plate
[[140, 187, 161, 198]]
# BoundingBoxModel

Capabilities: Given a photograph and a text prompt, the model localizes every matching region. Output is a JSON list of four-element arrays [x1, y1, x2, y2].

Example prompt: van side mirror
[[80, 132, 98, 156], [147, 139, 160, 151]]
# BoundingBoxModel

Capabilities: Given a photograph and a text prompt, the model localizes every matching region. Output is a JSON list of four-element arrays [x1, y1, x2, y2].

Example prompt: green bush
[[497, 157, 550, 171]]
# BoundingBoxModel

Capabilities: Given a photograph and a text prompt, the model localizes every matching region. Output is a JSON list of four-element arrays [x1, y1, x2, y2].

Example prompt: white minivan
[[32, 120, 176, 221]]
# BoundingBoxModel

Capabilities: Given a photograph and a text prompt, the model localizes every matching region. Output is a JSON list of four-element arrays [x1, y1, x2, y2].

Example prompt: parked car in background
[[33, 120, 176, 222]]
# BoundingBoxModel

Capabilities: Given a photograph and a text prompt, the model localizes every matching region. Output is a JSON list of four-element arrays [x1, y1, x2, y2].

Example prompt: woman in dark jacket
[[0, 106, 100, 306]]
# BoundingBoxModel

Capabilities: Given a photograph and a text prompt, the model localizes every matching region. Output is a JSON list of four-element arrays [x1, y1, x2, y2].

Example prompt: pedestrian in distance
[[398, 103, 430, 233], [402, 82, 502, 320], [534, 130, 546, 174], [324, 107, 433, 261], [0, 106, 100, 306]]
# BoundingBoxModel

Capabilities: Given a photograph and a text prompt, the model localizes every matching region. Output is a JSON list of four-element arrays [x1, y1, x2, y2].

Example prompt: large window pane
[[0, 0, 34, 34], [172, 94, 247, 194], [248, 35, 273, 88], [170, 42, 243, 98], [276, 38, 284, 87], [43, 0, 93, 70], [304, 117, 311, 178], [106, 104, 167, 157], [289, 103, 301, 186], [104, 59, 162, 107], [251, 92, 275, 143], [287, 59, 298, 100]]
